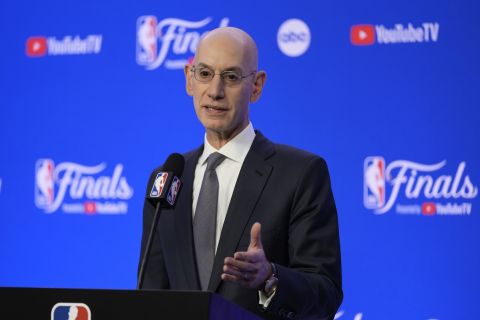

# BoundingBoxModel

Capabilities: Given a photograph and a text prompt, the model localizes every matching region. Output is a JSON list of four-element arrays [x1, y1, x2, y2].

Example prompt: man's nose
[[207, 75, 225, 100]]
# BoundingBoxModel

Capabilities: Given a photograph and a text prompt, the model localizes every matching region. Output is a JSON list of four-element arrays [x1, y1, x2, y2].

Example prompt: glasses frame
[[190, 65, 256, 86]]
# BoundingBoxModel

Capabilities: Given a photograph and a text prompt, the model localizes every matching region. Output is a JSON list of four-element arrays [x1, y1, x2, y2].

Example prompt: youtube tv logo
[[351, 22, 440, 46], [25, 34, 102, 57], [26, 36, 47, 57], [350, 25, 376, 46]]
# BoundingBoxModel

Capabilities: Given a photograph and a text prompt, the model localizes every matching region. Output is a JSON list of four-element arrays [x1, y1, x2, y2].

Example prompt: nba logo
[[166, 176, 181, 206], [364, 156, 386, 209], [136, 15, 158, 65], [150, 172, 168, 198], [51, 302, 91, 320], [35, 159, 55, 211]]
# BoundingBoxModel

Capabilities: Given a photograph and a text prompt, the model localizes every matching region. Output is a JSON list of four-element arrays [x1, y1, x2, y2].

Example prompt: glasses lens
[[221, 71, 242, 85], [194, 67, 214, 82]]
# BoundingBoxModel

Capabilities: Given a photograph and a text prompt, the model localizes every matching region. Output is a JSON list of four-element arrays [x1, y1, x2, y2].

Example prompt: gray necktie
[[193, 152, 226, 290]]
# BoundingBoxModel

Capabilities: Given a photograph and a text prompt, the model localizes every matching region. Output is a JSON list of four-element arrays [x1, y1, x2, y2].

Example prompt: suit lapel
[[208, 132, 275, 291], [175, 147, 203, 290]]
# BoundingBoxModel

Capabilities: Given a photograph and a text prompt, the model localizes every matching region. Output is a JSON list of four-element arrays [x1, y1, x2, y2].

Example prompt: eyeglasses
[[190, 65, 256, 86]]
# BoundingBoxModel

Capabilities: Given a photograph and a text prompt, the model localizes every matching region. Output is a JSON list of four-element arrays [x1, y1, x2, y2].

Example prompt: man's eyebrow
[[196, 62, 213, 69], [196, 63, 242, 72], [222, 66, 242, 73]]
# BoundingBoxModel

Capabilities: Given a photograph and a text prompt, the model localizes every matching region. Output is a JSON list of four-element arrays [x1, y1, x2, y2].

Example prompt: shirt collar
[[199, 122, 256, 166]]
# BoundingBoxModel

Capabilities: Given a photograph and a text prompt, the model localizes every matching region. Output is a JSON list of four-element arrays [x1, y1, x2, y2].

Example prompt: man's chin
[[205, 125, 229, 136], [200, 118, 248, 141], [202, 119, 228, 132]]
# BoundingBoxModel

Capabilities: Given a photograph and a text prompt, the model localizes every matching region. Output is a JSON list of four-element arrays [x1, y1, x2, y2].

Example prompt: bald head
[[195, 27, 259, 72]]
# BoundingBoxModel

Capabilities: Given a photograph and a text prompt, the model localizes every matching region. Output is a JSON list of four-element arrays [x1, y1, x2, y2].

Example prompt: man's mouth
[[203, 105, 228, 113]]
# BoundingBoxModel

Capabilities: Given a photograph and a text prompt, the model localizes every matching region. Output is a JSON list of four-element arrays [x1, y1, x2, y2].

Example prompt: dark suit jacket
[[139, 132, 342, 320]]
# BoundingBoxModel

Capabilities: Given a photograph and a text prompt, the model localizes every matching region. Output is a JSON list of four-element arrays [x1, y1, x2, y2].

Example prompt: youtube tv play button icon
[[26, 36, 47, 57], [350, 25, 376, 45]]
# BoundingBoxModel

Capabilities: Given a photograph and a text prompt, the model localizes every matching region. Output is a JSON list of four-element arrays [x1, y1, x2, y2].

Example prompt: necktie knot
[[206, 152, 226, 171]]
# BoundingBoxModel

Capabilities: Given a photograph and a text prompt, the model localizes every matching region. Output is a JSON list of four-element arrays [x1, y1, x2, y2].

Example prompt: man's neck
[[206, 123, 249, 149]]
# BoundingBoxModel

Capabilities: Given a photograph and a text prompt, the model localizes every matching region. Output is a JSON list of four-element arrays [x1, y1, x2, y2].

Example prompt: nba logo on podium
[[51, 303, 91, 320], [364, 156, 386, 209]]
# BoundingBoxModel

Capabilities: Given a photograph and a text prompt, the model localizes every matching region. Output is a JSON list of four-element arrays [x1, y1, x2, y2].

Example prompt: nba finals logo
[[51, 303, 91, 320], [364, 156, 478, 215], [35, 159, 134, 214], [136, 15, 229, 70]]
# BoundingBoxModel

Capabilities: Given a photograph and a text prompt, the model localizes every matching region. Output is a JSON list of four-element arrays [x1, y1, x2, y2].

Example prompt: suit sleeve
[[137, 170, 170, 289], [265, 156, 343, 320]]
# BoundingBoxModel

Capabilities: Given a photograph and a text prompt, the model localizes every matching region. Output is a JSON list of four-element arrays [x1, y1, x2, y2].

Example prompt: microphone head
[[162, 153, 185, 178], [147, 153, 185, 207]]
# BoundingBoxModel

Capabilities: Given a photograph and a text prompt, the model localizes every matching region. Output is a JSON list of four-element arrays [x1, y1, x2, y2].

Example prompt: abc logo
[[277, 19, 311, 57]]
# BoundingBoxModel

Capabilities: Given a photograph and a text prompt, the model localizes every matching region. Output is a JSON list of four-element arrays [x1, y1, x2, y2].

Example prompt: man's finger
[[249, 222, 263, 250], [222, 270, 256, 288], [221, 273, 238, 282], [233, 251, 260, 262], [224, 256, 257, 272], [223, 264, 243, 278]]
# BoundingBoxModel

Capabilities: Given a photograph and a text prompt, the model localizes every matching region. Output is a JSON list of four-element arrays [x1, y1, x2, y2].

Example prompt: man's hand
[[221, 222, 272, 289]]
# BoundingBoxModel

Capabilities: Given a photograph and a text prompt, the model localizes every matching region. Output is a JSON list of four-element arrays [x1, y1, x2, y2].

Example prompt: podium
[[0, 287, 262, 319]]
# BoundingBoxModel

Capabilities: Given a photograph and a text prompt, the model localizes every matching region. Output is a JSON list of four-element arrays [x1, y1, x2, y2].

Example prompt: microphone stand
[[137, 201, 162, 290]]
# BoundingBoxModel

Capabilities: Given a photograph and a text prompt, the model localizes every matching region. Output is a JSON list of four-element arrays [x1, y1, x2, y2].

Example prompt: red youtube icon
[[26, 36, 47, 57], [351, 25, 375, 46], [84, 201, 97, 214], [422, 202, 436, 216]]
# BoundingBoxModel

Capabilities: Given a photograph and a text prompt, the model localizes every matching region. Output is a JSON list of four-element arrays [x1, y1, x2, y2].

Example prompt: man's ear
[[250, 71, 266, 103], [184, 64, 194, 96]]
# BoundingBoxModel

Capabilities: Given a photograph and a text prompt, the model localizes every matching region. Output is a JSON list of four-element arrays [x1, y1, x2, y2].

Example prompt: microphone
[[137, 153, 185, 290], [146, 153, 185, 208]]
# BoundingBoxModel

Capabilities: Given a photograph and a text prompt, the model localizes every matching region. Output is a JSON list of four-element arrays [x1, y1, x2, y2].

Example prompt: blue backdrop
[[1, 1, 479, 319]]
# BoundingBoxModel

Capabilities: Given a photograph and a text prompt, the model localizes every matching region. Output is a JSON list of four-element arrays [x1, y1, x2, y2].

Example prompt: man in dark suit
[[139, 27, 342, 319]]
